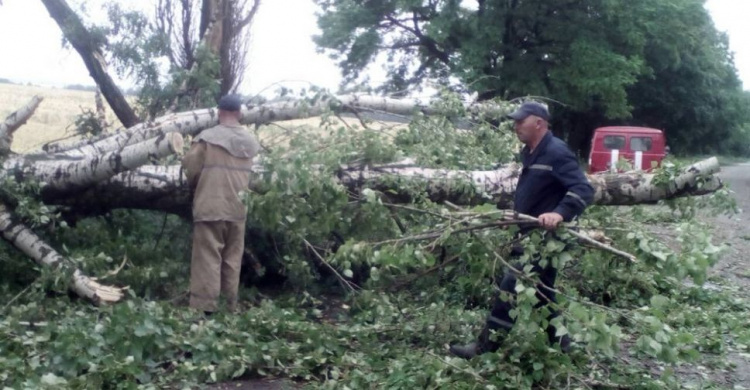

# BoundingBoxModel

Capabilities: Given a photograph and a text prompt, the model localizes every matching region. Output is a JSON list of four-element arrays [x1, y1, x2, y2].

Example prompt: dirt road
[[702, 162, 750, 387], [709, 162, 750, 290]]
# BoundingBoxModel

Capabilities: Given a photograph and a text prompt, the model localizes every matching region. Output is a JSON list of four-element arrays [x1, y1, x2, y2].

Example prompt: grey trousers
[[189, 220, 245, 312]]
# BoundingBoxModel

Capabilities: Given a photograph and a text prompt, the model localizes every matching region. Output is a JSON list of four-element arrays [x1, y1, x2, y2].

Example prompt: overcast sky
[[0, 0, 748, 95]]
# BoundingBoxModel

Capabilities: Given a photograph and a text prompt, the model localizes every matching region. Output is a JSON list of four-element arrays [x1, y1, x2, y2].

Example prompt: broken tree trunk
[[46, 157, 722, 215], [0, 203, 125, 304], [0, 96, 43, 157]]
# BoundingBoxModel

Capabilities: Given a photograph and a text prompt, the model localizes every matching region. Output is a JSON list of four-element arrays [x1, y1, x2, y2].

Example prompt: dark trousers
[[485, 246, 561, 343]]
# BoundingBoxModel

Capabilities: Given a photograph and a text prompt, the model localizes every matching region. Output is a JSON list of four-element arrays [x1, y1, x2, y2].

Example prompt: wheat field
[[0, 83, 125, 153]]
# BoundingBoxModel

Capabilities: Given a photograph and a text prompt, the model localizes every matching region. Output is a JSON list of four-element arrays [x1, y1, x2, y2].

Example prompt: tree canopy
[[43, 0, 261, 120], [314, 0, 749, 155]]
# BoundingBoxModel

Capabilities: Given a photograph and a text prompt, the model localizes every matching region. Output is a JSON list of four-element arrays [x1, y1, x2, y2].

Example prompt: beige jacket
[[182, 124, 260, 222]]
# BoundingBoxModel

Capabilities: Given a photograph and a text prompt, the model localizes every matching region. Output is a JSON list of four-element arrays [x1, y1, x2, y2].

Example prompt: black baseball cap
[[217, 94, 243, 112], [507, 101, 549, 121]]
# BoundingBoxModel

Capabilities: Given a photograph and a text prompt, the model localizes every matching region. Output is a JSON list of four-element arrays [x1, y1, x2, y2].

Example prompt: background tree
[[43, 0, 261, 120], [625, 1, 749, 155], [41, 0, 140, 127], [314, 0, 750, 156]]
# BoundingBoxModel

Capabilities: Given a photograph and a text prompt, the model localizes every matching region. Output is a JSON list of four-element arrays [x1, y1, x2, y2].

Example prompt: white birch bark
[[42, 94, 509, 157], [588, 157, 722, 205], [0, 203, 124, 304], [48, 158, 722, 213], [47, 165, 193, 216], [4, 132, 184, 193], [338, 157, 722, 206]]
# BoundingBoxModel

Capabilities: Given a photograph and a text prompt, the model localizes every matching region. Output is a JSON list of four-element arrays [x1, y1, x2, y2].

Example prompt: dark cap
[[217, 94, 243, 112], [507, 101, 549, 121]]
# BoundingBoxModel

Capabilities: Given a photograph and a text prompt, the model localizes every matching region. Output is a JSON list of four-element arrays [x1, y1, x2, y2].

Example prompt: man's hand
[[537, 212, 563, 230]]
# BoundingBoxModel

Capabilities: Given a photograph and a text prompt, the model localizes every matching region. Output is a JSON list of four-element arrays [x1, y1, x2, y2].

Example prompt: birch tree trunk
[[0, 203, 125, 304], [3, 133, 184, 194], [338, 157, 723, 206], [42, 94, 507, 156], [46, 158, 722, 214], [47, 165, 193, 217]]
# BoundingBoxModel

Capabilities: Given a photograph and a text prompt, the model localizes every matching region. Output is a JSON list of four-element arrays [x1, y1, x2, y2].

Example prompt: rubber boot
[[546, 325, 571, 353]]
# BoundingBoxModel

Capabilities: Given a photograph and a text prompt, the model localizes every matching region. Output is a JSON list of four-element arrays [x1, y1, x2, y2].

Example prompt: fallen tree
[[0, 94, 726, 303], [47, 157, 722, 215]]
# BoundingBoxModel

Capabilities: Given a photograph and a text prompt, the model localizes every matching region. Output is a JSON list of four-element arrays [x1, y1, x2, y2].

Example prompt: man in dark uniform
[[450, 101, 594, 359]]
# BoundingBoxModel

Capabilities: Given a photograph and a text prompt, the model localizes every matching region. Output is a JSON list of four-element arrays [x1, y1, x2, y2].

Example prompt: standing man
[[450, 101, 594, 358], [182, 94, 260, 314]]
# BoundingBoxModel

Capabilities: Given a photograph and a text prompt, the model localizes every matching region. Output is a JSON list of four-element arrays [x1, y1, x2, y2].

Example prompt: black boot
[[558, 334, 571, 353], [546, 325, 571, 353], [448, 341, 480, 359], [449, 326, 502, 359]]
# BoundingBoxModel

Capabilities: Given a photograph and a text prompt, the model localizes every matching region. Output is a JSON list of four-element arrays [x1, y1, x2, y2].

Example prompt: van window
[[630, 137, 653, 151], [603, 135, 625, 150]]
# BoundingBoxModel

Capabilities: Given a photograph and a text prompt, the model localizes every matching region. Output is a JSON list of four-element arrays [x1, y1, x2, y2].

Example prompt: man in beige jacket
[[182, 94, 260, 314]]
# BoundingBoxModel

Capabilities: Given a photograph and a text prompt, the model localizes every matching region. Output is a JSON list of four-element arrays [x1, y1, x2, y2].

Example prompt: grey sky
[[0, 0, 748, 94]]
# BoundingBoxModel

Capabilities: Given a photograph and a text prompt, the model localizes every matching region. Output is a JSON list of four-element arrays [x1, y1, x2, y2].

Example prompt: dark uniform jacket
[[514, 131, 594, 221]]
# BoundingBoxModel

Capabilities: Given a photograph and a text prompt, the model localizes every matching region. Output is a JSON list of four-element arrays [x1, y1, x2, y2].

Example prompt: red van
[[588, 127, 667, 173]]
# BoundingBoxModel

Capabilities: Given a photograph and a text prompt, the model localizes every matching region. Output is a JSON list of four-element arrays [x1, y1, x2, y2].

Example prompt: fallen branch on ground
[[0, 203, 126, 304]]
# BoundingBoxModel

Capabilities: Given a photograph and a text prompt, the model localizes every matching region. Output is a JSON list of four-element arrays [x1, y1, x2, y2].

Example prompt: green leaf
[[650, 295, 670, 310], [41, 373, 67, 386]]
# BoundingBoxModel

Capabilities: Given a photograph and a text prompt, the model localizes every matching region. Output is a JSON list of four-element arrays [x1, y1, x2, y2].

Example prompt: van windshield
[[630, 137, 653, 151], [603, 135, 625, 150]]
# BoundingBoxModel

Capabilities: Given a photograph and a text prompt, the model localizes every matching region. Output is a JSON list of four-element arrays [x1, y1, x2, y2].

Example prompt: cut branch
[[497, 210, 637, 262]]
